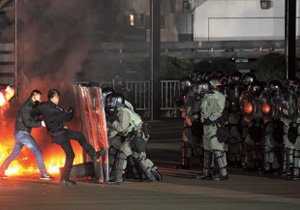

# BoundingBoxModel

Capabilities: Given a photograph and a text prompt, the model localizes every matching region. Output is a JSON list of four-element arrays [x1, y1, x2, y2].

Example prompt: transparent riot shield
[[272, 92, 282, 119], [75, 84, 109, 183], [281, 91, 297, 121], [259, 90, 274, 119], [239, 90, 256, 121], [230, 86, 240, 112]]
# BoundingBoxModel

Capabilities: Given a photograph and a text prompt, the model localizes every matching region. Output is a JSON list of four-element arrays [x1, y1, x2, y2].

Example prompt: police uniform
[[197, 89, 228, 180], [108, 105, 159, 184]]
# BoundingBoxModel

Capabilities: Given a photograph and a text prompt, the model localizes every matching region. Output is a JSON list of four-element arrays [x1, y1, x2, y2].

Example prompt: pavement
[[0, 119, 300, 210]]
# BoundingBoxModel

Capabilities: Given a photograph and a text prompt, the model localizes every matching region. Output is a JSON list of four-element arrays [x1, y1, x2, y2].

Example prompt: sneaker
[[0, 171, 7, 179], [40, 174, 55, 180], [60, 178, 76, 186]]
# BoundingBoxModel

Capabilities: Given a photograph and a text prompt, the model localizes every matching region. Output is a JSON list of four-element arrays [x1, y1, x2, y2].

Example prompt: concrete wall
[[193, 0, 300, 41]]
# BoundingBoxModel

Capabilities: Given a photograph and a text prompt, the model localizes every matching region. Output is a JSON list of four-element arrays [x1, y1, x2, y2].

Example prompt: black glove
[[203, 118, 212, 125], [106, 114, 118, 123], [68, 107, 74, 113]]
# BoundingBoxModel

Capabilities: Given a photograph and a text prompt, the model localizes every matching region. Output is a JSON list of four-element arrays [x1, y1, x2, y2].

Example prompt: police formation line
[[1, 73, 299, 185], [177, 71, 300, 181]]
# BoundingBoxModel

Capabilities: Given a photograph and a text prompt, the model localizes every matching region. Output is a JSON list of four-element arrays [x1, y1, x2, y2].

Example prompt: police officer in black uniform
[[35, 89, 104, 186]]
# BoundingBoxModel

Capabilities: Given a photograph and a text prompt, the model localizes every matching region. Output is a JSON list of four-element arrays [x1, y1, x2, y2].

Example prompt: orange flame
[[5, 86, 15, 102], [0, 140, 83, 177], [47, 159, 65, 174], [0, 86, 15, 109], [0, 92, 6, 107]]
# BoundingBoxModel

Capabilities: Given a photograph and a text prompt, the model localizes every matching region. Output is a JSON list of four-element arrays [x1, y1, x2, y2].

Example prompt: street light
[[260, 0, 271, 9]]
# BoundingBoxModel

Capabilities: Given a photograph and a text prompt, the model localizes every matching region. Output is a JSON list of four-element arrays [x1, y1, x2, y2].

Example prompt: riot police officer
[[280, 82, 298, 179], [195, 80, 229, 181], [240, 81, 264, 172], [176, 76, 202, 169], [227, 72, 244, 167], [259, 81, 284, 174], [106, 93, 160, 184], [281, 80, 300, 180]]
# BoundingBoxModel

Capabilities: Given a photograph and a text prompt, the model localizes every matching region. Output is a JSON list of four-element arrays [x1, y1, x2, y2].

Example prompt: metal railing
[[77, 80, 180, 112], [161, 80, 180, 110]]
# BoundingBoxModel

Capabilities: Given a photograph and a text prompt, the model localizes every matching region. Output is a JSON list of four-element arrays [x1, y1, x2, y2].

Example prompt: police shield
[[75, 84, 109, 183], [259, 90, 274, 118], [273, 92, 282, 118], [281, 91, 297, 120], [239, 91, 256, 118], [230, 86, 241, 112]]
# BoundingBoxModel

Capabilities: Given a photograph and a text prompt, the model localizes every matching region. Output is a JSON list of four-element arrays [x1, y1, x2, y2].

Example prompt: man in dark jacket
[[36, 89, 104, 186], [0, 90, 54, 180]]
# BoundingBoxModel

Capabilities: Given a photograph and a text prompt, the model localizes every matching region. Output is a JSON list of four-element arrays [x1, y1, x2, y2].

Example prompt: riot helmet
[[105, 92, 125, 115], [220, 76, 229, 88], [230, 71, 242, 84], [248, 81, 263, 97], [179, 76, 193, 92], [194, 79, 212, 96], [268, 80, 282, 94], [202, 71, 212, 80], [288, 80, 300, 94], [209, 76, 222, 91], [191, 71, 203, 84], [281, 91, 297, 120], [283, 79, 296, 93], [102, 87, 115, 100], [241, 72, 256, 86]]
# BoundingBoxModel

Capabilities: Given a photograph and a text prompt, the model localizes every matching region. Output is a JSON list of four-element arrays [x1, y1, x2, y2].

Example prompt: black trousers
[[52, 129, 95, 179]]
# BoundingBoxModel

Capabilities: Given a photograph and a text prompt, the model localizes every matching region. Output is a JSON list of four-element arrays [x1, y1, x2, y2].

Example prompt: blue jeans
[[0, 131, 48, 175]]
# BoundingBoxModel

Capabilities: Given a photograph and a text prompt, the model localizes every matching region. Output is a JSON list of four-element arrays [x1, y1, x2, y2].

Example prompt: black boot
[[293, 150, 300, 180], [239, 139, 247, 171], [286, 148, 294, 180], [229, 137, 240, 167], [108, 151, 127, 185], [245, 144, 257, 171], [134, 158, 156, 182], [109, 147, 118, 179], [281, 147, 287, 177], [263, 145, 273, 174], [191, 143, 201, 167], [213, 150, 229, 181], [196, 150, 213, 180]]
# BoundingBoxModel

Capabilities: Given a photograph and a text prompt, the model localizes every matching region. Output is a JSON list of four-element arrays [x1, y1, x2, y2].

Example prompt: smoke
[[0, 0, 104, 108], [0, 0, 105, 167]]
